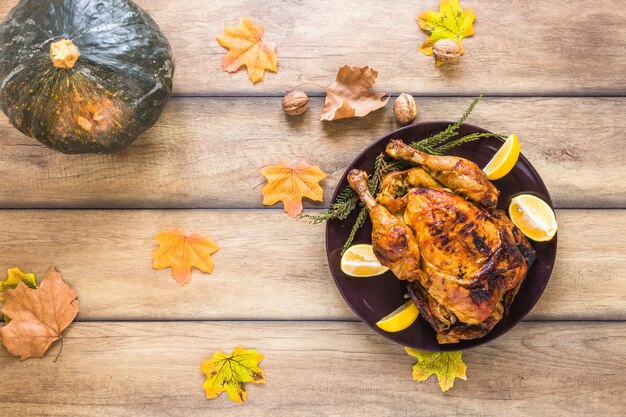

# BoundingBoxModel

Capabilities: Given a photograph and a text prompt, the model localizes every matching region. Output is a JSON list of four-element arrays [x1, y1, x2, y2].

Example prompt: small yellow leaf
[[405, 348, 467, 392], [152, 228, 220, 286], [0, 268, 37, 302], [1, 268, 39, 323], [261, 160, 328, 217], [417, 0, 475, 56], [217, 17, 278, 84], [200, 346, 266, 403]]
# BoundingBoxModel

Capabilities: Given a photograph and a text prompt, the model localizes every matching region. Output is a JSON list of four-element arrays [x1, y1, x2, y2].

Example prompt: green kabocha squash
[[0, 0, 174, 154]]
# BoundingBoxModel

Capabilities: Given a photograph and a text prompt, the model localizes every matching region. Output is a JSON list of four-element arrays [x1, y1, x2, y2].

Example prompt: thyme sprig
[[301, 96, 506, 252]]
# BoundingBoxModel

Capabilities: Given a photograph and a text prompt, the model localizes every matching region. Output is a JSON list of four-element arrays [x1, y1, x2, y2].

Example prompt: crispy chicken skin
[[347, 170, 422, 282], [386, 140, 499, 208], [348, 139, 536, 343]]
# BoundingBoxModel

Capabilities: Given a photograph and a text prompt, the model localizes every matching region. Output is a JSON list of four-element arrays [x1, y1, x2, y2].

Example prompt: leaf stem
[[53, 337, 64, 363]]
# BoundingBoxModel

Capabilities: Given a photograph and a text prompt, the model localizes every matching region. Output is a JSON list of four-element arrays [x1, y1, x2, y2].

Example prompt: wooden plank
[[0, 209, 623, 321], [2, 0, 625, 96], [0, 96, 624, 209], [0, 321, 623, 417]]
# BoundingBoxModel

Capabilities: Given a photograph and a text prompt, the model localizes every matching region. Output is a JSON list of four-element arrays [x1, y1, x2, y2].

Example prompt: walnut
[[393, 93, 418, 125], [282, 91, 309, 116], [432, 39, 461, 64]]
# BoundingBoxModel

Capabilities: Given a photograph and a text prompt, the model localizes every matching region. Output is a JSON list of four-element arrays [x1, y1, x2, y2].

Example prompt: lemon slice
[[509, 194, 558, 242], [483, 134, 521, 180], [376, 300, 419, 332], [341, 244, 389, 277]]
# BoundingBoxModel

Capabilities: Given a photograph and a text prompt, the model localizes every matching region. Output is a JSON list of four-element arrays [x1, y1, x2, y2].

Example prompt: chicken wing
[[386, 139, 499, 208]]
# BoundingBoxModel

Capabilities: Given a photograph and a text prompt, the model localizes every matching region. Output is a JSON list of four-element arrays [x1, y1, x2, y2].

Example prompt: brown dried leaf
[[320, 65, 389, 121], [0, 267, 78, 360]]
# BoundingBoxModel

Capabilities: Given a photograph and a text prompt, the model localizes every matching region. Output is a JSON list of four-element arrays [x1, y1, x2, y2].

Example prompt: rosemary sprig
[[435, 132, 507, 154], [343, 207, 368, 254], [410, 94, 482, 153], [300, 187, 358, 223], [338, 153, 404, 253], [301, 153, 397, 224], [369, 152, 403, 192]]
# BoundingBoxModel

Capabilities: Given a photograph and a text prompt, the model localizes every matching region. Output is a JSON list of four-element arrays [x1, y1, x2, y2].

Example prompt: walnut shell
[[393, 93, 418, 125], [282, 91, 309, 116], [432, 39, 461, 64]]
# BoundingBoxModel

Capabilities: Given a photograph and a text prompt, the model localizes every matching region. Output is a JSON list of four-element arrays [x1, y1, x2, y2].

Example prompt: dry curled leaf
[[217, 17, 278, 84], [0, 268, 37, 302], [405, 348, 467, 392], [200, 346, 266, 404], [0, 267, 78, 360], [261, 160, 328, 217], [320, 65, 389, 121], [152, 228, 220, 286], [418, 0, 475, 57]]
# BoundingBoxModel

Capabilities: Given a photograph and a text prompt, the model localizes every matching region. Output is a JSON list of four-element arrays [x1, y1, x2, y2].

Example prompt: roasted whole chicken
[[348, 140, 536, 343]]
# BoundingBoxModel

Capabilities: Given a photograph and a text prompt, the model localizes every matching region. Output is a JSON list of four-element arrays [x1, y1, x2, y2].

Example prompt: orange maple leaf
[[0, 267, 78, 361], [320, 65, 389, 121], [261, 161, 328, 217], [217, 17, 278, 84], [152, 228, 220, 286]]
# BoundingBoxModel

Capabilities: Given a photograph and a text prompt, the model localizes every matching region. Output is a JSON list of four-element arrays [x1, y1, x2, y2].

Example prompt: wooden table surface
[[1, 1, 625, 416]]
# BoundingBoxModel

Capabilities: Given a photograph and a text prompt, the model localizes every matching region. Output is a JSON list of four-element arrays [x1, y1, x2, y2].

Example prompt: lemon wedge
[[341, 244, 389, 277], [376, 300, 419, 332], [483, 134, 521, 180], [509, 194, 558, 242]]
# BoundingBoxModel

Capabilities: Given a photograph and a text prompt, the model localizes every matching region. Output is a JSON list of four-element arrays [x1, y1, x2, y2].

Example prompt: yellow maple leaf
[[261, 160, 328, 218], [418, 0, 475, 57], [405, 348, 467, 392], [0, 268, 37, 302], [200, 346, 266, 404], [217, 17, 278, 84], [152, 228, 220, 286]]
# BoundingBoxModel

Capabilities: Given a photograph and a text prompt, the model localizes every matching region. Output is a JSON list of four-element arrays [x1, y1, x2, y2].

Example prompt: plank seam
[[69, 318, 626, 324], [0, 207, 622, 211], [168, 93, 626, 99]]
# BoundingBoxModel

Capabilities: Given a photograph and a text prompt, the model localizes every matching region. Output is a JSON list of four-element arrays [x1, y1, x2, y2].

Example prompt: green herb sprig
[[301, 96, 506, 252]]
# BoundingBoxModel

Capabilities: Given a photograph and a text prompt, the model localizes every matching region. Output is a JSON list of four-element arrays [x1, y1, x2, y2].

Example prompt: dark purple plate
[[326, 122, 557, 351]]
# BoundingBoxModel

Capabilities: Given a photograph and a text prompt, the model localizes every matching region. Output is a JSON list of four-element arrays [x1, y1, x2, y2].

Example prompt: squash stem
[[50, 39, 80, 69]]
